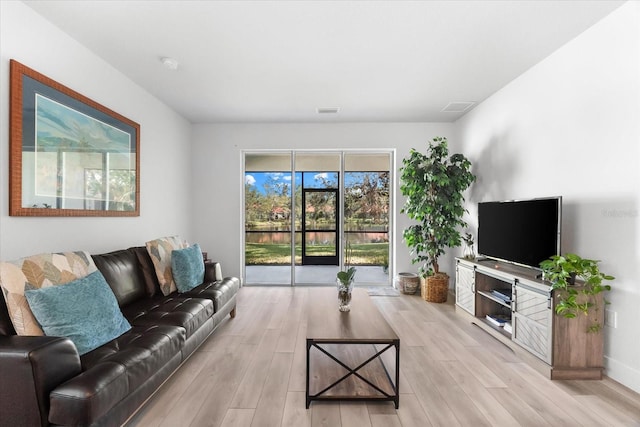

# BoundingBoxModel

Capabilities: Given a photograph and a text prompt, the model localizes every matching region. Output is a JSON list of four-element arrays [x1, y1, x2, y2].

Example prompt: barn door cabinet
[[455, 257, 604, 380]]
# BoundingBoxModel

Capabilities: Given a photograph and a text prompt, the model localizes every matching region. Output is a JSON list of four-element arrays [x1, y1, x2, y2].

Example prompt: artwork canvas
[[10, 59, 140, 216]]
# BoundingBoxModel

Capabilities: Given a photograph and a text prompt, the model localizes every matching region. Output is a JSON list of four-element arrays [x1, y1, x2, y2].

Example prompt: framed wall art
[[9, 59, 140, 216]]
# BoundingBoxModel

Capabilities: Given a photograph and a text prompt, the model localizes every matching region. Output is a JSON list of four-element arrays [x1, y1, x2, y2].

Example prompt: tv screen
[[477, 197, 561, 269]]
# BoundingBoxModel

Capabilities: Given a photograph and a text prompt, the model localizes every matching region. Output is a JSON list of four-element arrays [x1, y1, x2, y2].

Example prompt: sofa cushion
[[49, 324, 185, 426], [172, 244, 205, 293], [145, 236, 189, 296], [121, 295, 213, 338], [92, 249, 148, 306], [181, 277, 240, 313], [24, 270, 131, 355], [0, 251, 97, 336], [130, 247, 162, 297]]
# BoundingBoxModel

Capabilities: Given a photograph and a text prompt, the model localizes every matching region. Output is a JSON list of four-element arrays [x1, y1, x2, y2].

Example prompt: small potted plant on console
[[400, 136, 475, 303], [540, 253, 614, 333], [462, 232, 475, 260]]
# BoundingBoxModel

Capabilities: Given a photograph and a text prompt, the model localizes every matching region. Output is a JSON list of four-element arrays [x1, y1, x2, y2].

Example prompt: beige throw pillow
[[0, 251, 97, 336], [145, 236, 189, 296]]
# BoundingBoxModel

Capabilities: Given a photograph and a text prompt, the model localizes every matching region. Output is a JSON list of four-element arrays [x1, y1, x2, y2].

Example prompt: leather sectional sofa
[[0, 246, 240, 427]]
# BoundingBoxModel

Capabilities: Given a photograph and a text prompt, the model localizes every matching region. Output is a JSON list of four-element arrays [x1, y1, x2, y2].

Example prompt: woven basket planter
[[421, 273, 449, 303], [394, 272, 419, 295]]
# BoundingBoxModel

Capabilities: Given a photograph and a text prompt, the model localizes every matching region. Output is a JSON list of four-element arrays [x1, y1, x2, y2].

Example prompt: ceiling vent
[[317, 107, 340, 114], [441, 101, 475, 113]]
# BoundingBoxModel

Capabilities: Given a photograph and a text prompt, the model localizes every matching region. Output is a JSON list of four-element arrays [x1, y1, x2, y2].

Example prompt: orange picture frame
[[9, 59, 140, 217]]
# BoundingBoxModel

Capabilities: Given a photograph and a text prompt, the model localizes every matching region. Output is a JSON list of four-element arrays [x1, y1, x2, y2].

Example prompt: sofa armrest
[[0, 335, 81, 427], [204, 261, 223, 282]]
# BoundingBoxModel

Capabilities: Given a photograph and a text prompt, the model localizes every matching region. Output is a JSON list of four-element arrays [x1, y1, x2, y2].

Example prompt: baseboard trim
[[604, 355, 640, 394]]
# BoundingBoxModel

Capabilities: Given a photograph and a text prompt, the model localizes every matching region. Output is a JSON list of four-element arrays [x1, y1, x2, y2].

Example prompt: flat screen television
[[477, 197, 561, 269]]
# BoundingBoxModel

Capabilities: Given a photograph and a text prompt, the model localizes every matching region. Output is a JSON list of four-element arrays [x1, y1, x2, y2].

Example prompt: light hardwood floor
[[126, 286, 640, 427]]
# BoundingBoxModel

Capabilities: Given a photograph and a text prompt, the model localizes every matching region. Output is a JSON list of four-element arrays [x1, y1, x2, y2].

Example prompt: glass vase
[[336, 279, 354, 312], [463, 243, 475, 260]]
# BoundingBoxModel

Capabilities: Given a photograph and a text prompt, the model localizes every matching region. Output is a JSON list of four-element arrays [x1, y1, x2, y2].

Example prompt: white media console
[[455, 257, 604, 380]]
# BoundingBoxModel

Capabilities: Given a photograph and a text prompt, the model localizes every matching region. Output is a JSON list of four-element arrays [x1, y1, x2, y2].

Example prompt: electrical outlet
[[605, 309, 617, 328]]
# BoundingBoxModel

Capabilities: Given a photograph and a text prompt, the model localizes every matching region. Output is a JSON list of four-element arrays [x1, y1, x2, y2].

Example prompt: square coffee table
[[306, 288, 400, 408]]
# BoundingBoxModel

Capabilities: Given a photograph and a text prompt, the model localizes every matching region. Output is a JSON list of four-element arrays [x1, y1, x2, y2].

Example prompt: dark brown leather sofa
[[0, 246, 240, 427]]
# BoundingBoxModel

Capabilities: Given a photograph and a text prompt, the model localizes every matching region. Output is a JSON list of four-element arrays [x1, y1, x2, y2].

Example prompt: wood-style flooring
[[125, 286, 640, 427]]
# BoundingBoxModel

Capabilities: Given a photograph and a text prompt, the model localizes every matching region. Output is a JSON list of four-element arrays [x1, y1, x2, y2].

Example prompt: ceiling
[[24, 0, 624, 124]]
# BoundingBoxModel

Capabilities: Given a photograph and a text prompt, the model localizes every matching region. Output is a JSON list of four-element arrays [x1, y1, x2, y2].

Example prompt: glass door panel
[[302, 189, 338, 265], [294, 163, 340, 284], [343, 152, 391, 284], [244, 154, 294, 285]]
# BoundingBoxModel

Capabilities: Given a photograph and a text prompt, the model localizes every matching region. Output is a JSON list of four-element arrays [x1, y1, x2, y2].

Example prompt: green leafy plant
[[462, 232, 474, 247], [399, 136, 475, 277], [337, 267, 356, 284], [337, 242, 356, 284], [539, 253, 614, 333]]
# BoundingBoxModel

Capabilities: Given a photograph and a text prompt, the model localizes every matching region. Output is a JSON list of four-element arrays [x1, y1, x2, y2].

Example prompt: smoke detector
[[160, 57, 179, 71]]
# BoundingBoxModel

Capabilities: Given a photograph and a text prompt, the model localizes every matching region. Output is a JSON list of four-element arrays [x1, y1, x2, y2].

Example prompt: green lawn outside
[[245, 242, 388, 265]]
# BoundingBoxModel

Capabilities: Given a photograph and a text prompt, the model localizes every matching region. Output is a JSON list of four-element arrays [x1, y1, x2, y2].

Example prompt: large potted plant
[[540, 253, 614, 333], [400, 136, 475, 302]]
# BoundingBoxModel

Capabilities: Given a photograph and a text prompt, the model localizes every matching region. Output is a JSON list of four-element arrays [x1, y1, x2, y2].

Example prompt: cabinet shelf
[[477, 290, 511, 308]]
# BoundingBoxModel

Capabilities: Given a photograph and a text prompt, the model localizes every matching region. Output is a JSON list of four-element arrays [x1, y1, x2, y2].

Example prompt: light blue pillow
[[171, 243, 205, 293], [24, 270, 131, 355]]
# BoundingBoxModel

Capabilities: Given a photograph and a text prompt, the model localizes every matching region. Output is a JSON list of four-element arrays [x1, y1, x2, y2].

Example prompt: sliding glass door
[[243, 150, 392, 286]]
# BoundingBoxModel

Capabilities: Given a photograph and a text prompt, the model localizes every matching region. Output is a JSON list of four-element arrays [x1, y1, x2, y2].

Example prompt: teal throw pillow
[[24, 270, 131, 355], [172, 243, 205, 293]]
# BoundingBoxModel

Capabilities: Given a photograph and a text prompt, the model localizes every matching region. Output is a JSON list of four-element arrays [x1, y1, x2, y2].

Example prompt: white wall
[[455, 1, 640, 392], [0, 1, 193, 260], [190, 123, 459, 281]]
